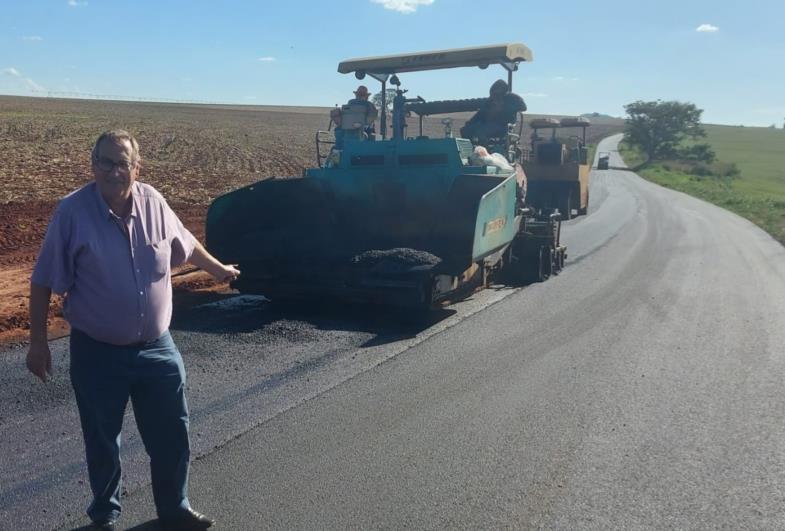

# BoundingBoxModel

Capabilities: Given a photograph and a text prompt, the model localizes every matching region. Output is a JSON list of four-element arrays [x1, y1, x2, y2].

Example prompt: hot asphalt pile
[[351, 248, 442, 274]]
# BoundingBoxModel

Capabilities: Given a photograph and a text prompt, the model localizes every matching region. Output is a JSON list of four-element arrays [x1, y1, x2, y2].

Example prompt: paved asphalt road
[[2, 135, 785, 530]]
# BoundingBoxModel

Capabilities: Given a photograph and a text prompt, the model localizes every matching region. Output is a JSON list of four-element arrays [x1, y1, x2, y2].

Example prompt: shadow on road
[[170, 291, 456, 348], [124, 520, 161, 530], [68, 520, 161, 530]]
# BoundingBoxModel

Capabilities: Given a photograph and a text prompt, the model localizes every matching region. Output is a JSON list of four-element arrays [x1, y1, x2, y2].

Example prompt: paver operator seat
[[336, 102, 378, 146]]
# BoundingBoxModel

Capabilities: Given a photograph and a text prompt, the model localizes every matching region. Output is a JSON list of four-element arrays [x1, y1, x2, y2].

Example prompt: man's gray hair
[[91, 129, 140, 162]]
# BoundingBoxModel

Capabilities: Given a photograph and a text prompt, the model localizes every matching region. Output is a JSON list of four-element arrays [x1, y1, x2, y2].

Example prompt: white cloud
[[257, 56, 276, 62], [1, 66, 45, 92], [67, 0, 88, 6], [371, 0, 434, 14], [25, 78, 45, 92], [22, 35, 43, 42], [696, 23, 719, 32], [523, 92, 548, 98]]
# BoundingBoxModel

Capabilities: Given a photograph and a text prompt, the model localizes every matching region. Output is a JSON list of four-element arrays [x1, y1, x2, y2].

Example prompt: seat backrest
[[341, 103, 373, 130], [536, 142, 564, 165]]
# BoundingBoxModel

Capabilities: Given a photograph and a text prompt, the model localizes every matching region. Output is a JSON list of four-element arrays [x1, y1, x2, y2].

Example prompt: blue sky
[[1, 0, 783, 126]]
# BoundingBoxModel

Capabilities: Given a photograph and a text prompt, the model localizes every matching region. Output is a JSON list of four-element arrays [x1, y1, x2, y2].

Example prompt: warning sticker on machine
[[484, 216, 507, 236]]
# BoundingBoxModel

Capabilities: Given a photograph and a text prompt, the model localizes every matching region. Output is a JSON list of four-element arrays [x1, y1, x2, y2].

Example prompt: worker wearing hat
[[352, 85, 371, 99], [347, 85, 378, 131], [333, 85, 378, 149]]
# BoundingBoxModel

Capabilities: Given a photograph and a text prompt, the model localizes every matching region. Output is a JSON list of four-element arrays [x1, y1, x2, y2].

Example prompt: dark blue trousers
[[69, 329, 191, 522]]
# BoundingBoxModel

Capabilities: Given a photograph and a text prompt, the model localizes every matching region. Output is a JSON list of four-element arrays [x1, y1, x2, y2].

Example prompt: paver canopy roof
[[338, 43, 533, 75], [529, 117, 592, 129]]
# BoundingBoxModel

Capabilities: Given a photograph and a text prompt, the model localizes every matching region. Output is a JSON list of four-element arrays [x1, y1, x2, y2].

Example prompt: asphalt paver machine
[[206, 43, 566, 311]]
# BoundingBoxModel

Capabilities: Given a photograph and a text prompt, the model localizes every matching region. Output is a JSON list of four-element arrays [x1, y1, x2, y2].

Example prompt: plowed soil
[[0, 95, 623, 346]]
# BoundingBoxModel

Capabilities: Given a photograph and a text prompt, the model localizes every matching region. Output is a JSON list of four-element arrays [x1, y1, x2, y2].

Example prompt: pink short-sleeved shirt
[[31, 181, 197, 345]]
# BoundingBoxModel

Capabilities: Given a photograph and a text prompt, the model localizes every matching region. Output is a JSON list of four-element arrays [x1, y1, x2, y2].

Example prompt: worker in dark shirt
[[461, 79, 526, 145]]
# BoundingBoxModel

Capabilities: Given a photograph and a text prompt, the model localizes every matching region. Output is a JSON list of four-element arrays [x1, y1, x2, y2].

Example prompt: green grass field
[[619, 125, 785, 244]]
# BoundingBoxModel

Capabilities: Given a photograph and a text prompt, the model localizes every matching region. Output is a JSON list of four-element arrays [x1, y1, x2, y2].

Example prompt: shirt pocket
[[144, 239, 171, 281]]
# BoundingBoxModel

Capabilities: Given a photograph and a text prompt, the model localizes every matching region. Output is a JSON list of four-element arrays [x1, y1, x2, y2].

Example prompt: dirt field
[[0, 95, 623, 346]]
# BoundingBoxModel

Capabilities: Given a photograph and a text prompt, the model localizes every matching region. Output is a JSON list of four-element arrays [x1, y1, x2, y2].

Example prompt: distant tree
[[623, 100, 706, 162], [372, 89, 397, 112]]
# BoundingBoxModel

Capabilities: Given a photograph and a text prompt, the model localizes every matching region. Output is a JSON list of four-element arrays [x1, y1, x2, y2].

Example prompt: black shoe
[[89, 517, 117, 530], [159, 508, 215, 530]]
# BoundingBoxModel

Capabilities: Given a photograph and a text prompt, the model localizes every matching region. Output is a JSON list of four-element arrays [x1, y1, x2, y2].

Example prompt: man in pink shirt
[[26, 130, 239, 530]]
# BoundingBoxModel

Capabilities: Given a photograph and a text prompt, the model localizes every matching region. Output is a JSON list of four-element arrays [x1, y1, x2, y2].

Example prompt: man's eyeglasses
[[94, 157, 136, 172]]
